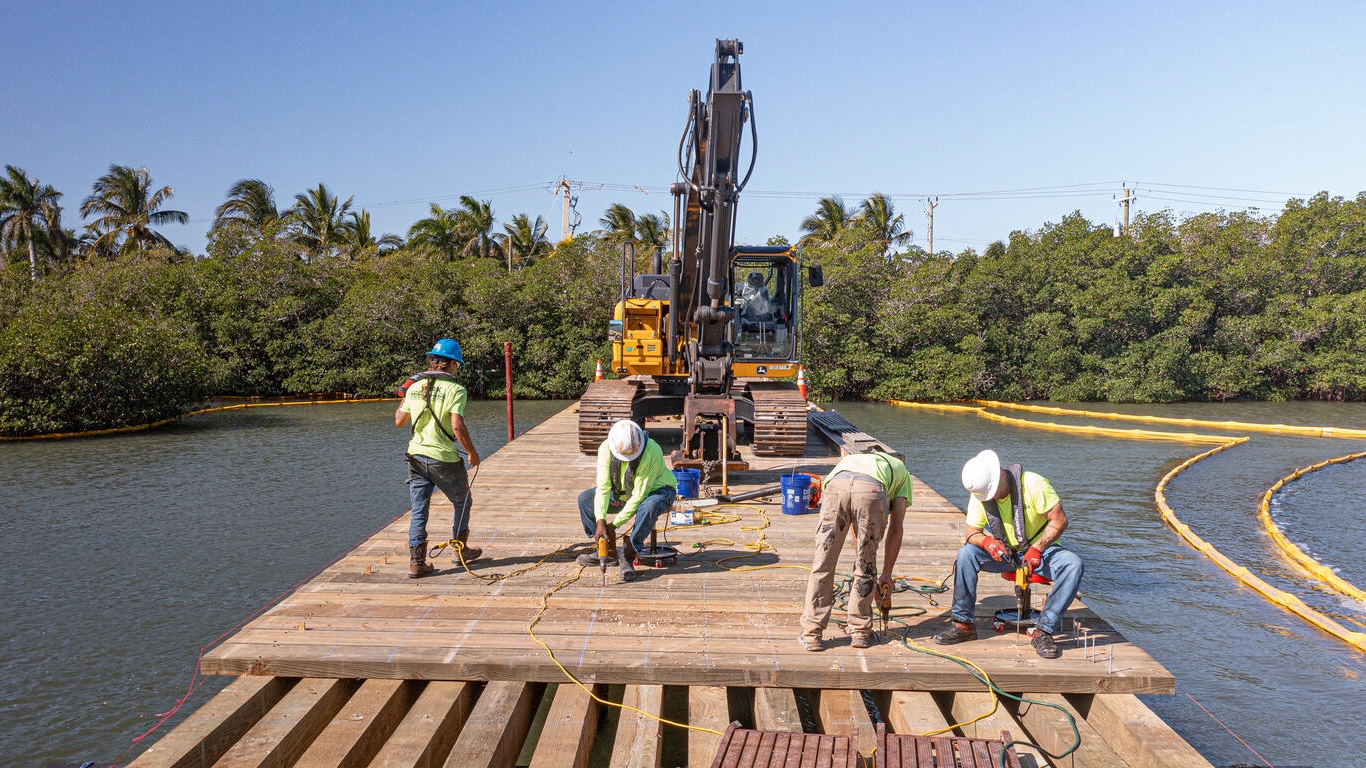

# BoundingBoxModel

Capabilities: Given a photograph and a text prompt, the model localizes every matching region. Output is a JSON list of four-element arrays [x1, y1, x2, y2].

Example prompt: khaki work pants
[[800, 473, 889, 642]]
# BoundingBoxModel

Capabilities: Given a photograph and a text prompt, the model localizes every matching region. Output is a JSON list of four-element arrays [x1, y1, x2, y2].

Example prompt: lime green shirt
[[594, 438, 677, 527], [965, 471, 1060, 548], [823, 453, 913, 506], [401, 377, 468, 463]]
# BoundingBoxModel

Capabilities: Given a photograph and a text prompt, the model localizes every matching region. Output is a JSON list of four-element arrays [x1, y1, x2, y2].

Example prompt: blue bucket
[[673, 468, 701, 499], [780, 473, 813, 515]]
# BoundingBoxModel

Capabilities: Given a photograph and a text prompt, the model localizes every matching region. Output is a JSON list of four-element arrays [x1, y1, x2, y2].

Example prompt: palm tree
[[599, 203, 638, 247], [213, 178, 280, 232], [798, 196, 851, 247], [343, 209, 404, 255], [79, 165, 188, 256], [407, 203, 463, 261], [635, 211, 670, 261], [0, 165, 63, 280], [287, 183, 353, 261], [499, 213, 552, 271], [453, 195, 498, 260], [854, 193, 911, 258]]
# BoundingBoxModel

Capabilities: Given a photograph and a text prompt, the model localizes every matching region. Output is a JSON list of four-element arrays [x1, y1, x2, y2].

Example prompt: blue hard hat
[[427, 338, 463, 363]]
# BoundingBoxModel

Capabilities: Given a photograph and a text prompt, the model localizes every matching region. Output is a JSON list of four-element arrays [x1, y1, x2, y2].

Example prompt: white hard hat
[[962, 449, 1002, 502], [607, 419, 647, 461]]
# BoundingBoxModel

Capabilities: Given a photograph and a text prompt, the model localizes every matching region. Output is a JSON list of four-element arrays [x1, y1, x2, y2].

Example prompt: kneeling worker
[[799, 449, 911, 651], [576, 420, 677, 582], [934, 449, 1084, 658]]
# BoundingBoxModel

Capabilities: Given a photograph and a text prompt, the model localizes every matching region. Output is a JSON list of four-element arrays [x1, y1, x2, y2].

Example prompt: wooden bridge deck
[[198, 405, 1169, 695], [130, 403, 1212, 768]]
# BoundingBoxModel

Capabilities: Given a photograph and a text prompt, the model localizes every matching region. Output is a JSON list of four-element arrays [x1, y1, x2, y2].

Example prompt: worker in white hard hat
[[575, 419, 678, 582], [934, 449, 1084, 659]]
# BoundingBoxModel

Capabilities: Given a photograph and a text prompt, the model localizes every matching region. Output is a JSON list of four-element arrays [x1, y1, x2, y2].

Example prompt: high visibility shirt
[[965, 471, 1060, 549], [823, 453, 913, 506], [400, 377, 468, 464], [594, 438, 677, 527]]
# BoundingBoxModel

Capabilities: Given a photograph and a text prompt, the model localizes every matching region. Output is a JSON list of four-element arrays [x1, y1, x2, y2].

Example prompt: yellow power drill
[[597, 535, 609, 585], [877, 579, 892, 629]]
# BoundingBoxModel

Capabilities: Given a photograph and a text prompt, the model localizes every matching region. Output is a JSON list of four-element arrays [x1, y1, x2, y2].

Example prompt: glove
[[979, 536, 1009, 562], [1023, 546, 1043, 571]]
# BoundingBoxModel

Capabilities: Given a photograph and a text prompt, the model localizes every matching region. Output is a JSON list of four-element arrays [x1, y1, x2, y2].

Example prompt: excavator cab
[[731, 248, 798, 366]]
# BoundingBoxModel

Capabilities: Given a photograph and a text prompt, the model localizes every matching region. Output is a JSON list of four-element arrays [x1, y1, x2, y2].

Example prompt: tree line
[[2, 162, 1364, 436]]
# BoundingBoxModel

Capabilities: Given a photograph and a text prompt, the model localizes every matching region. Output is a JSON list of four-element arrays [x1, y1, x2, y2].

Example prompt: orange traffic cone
[[594, 360, 603, 381], [797, 366, 807, 400]]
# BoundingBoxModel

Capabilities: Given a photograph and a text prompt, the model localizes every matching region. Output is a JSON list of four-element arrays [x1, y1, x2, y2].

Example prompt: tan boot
[[409, 543, 434, 578], [453, 533, 482, 563]]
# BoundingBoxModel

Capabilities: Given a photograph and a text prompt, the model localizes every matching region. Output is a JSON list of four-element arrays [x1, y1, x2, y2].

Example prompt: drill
[[877, 579, 892, 629], [597, 535, 609, 585]]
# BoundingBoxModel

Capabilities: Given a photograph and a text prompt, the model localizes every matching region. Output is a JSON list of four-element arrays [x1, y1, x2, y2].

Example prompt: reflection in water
[[2, 399, 1364, 766]]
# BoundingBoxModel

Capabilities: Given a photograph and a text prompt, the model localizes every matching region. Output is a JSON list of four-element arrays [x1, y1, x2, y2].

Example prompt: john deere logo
[[756, 365, 768, 375]]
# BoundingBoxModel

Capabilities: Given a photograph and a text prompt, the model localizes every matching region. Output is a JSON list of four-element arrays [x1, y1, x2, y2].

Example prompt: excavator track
[[747, 381, 808, 457], [578, 378, 641, 453]]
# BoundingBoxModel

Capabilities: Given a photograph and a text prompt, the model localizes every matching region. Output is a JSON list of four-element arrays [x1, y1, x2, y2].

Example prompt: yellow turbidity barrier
[[887, 398, 1366, 653], [0, 396, 394, 441], [1258, 451, 1366, 604], [973, 399, 1366, 439]]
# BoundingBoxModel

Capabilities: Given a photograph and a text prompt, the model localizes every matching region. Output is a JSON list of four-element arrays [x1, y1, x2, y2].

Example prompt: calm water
[[2, 399, 1364, 766]]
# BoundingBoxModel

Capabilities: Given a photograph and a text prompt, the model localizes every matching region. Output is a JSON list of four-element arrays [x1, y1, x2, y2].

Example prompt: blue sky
[[6, 1, 1365, 257]]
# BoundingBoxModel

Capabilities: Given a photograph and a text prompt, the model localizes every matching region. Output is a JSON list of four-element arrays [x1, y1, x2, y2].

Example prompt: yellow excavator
[[578, 39, 822, 470]]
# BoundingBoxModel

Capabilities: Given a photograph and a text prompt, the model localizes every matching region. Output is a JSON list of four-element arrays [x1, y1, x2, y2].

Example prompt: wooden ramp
[[129, 403, 1213, 768]]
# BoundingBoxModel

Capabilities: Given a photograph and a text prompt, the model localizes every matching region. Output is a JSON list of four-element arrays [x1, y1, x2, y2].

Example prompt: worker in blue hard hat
[[934, 449, 1084, 658], [394, 338, 481, 578]]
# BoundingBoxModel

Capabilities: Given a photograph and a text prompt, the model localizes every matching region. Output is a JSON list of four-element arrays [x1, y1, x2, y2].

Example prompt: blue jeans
[[577, 486, 675, 553], [406, 454, 473, 548], [949, 543, 1083, 635]]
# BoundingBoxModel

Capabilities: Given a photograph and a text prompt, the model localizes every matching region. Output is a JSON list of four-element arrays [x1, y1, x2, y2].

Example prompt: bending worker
[[799, 449, 910, 651], [394, 338, 481, 578], [576, 420, 677, 583], [934, 449, 1083, 658]]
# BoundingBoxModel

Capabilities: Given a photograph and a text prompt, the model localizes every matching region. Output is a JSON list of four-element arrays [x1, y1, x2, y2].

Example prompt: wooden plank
[[885, 691, 952, 736], [752, 688, 802, 732], [293, 678, 418, 768], [210, 678, 357, 768], [527, 683, 603, 768], [687, 686, 730, 768], [128, 676, 294, 768], [609, 685, 664, 768], [1066, 693, 1219, 768], [814, 690, 873, 761], [368, 681, 474, 768], [999, 692, 1128, 768], [442, 680, 542, 768]]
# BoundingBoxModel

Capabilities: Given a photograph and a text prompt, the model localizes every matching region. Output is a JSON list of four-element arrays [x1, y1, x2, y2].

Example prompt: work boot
[[1030, 629, 1061, 659], [933, 620, 977, 645], [409, 543, 434, 578], [453, 533, 482, 563], [618, 558, 637, 582], [850, 631, 877, 649]]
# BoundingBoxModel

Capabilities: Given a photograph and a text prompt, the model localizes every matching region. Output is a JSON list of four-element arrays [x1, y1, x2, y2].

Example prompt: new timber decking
[[130, 402, 1213, 768]]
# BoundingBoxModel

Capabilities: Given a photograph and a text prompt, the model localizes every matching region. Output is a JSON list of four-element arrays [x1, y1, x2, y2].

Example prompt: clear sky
[[6, 1, 1365, 257]]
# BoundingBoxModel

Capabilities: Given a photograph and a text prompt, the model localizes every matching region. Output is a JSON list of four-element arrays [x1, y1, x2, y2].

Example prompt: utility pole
[[1114, 184, 1136, 237], [557, 177, 572, 242], [925, 197, 939, 256]]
